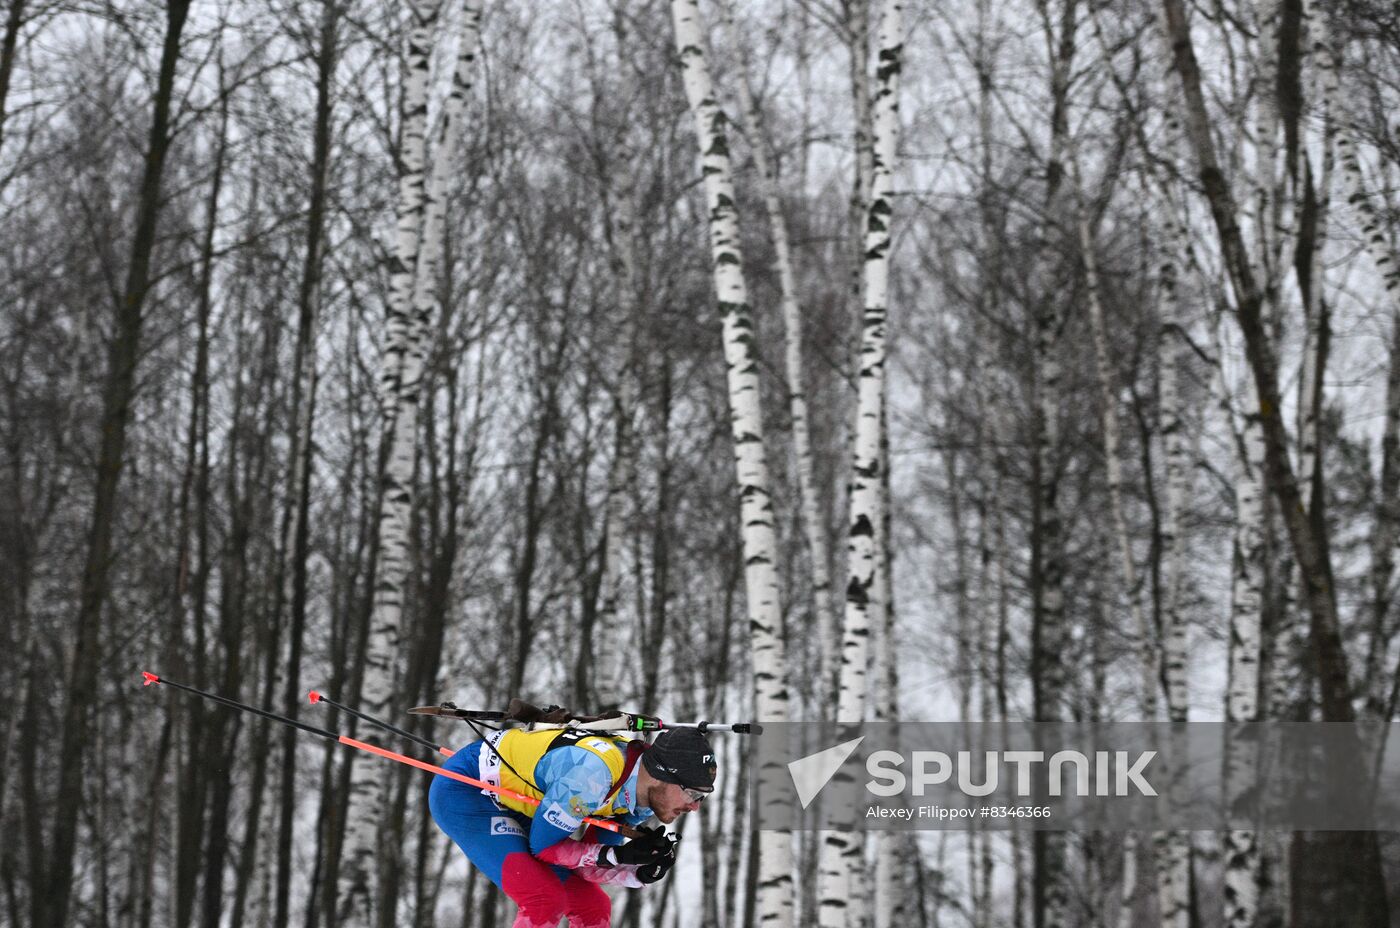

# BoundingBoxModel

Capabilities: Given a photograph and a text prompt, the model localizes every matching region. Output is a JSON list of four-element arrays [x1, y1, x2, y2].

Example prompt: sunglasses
[[681, 786, 711, 803]]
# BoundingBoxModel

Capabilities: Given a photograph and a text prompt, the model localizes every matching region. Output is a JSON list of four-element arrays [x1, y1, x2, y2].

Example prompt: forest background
[[2, 0, 1400, 926]]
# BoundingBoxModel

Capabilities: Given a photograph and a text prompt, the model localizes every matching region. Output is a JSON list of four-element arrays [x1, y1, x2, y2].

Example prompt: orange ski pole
[[141, 672, 634, 836]]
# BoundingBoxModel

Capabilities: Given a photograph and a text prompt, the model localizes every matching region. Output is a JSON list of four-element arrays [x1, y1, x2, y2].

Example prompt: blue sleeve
[[527, 747, 615, 855]]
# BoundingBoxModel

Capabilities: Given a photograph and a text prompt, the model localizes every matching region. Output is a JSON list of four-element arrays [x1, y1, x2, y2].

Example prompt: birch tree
[[669, 3, 792, 927], [719, 0, 836, 736], [1293, 2, 1332, 518], [337, 0, 442, 908], [377, 0, 443, 423], [1228, 19, 1272, 917], [817, 4, 902, 928], [341, 2, 482, 921], [1153, 118, 1194, 928], [1224, 386, 1265, 928]]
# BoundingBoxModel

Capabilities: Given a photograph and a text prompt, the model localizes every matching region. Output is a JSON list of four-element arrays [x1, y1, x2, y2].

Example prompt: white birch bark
[[1212, 22, 1271, 903], [1155, 178, 1192, 727], [831, 0, 874, 708], [1329, 54, 1400, 308], [872, 468, 899, 928], [1296, 1, 1334, 513], [838, 7, 880, 922], [1224, 386, 1265, 928], [378, 0, 442, 419], [818, 4, 901, 928], [845, 0, 874, 358], [376, 0, 484, 634], [1230, 5, 1294, 921], [1250, 0, 1290, 298], [340, 3, 481, 919], [1154, 145, 1194, 928], [719, 0, 837, 721], [669, 4, 792, 927]]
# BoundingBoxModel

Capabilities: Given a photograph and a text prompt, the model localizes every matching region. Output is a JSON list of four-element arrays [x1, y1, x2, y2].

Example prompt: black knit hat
[[642, 728, 717, 791]]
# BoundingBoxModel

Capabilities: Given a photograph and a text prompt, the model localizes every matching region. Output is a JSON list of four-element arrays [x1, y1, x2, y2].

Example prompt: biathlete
[[429, 725, 717, 928]]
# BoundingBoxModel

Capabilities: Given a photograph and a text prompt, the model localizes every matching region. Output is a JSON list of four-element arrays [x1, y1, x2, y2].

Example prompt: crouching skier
[[429, 725, 717, 927]]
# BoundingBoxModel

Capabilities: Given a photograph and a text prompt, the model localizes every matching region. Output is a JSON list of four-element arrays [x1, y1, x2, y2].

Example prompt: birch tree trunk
[[830, 0, 874, 707], [341, 3, 482, 922], [378, 0, 443, 422], [873, 412, 901, 928], [720, 0, 837, 732], [1328, 52, 1400, 312], [817, 4, 902, 928], [847, 0, 874, 246], [1292, 0, 1332, 525], [1224, 384, 1265, 928], [1250, 0, 1289, 306], [1153, 130, 1193, 928], [669, 4, 792, 927]]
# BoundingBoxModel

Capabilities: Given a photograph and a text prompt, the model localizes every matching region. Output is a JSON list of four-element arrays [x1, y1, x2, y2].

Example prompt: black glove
[[606, 826, 673, 867], [637, 852, 677, 884]]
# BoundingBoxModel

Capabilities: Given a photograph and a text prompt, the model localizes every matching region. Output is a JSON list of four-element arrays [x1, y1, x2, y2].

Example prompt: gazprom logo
[[490, 816, 525, 837]]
